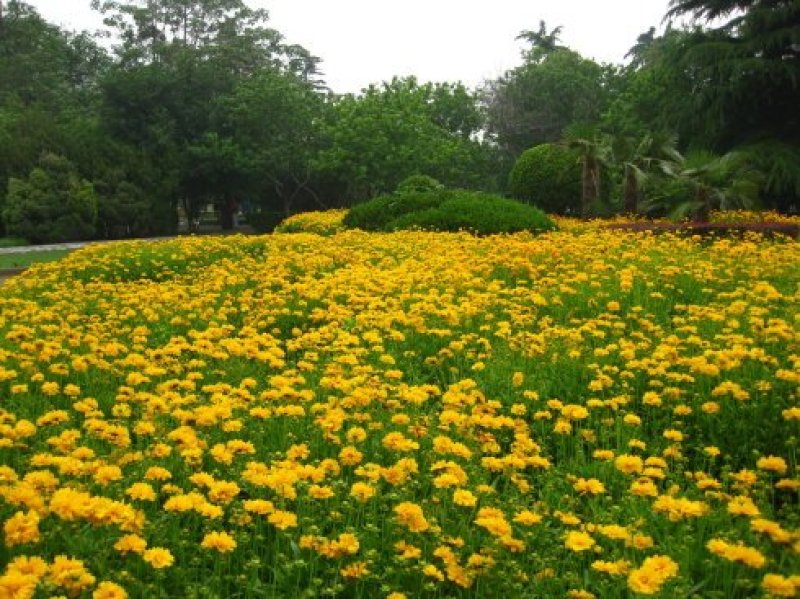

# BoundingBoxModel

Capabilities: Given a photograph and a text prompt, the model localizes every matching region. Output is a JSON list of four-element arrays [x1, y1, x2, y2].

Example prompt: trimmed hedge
[[508, 143, 582, 215], [343, 189, 450, 231], [344, 189, 556, 235]]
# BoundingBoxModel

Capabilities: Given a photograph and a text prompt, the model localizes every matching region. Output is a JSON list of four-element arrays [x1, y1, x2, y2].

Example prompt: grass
[[0, 236, 28, 248], [0, 249, 71, 269]]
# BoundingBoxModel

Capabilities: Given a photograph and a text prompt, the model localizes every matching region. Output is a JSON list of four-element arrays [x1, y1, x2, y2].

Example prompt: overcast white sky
[[29, 0, 673, 93]]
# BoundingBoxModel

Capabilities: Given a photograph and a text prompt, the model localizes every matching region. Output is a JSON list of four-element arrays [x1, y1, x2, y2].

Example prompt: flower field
[[1, 226, 798, 598]]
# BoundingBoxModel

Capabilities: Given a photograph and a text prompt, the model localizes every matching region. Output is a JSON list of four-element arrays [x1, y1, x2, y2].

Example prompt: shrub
[[343, 189, 450, 231], [508, 143, 582, 214], [395, 174, 444, 195], [389, 192, 556, 235], [245, 211, 286, 233], [3, 154, 97, 244]]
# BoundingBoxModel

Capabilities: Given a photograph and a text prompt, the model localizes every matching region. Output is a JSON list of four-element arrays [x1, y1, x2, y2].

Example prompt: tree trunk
[[695, 186, 711, 223], [581, 157, 598, 217], [220, 196, 236, 230], [623, 167, 638, 214]]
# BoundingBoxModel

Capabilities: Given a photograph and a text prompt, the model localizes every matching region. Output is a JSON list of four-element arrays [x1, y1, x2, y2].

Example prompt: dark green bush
[[389, 192, 556, 235], [3, 154, 97, 243], [246, 210, 286, 233], [345, 188, 556, 235], [508, 143, 582, 214], [395, 174, 444, 195], [343, 189, 450, 231], [642, 176, 696, 218]]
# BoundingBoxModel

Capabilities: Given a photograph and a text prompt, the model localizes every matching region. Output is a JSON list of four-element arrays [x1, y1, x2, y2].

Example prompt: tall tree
[[516, 20, 564, 63], [563, 124, 611, 216], [93, 0, 324, 230], [485, 48, 609, 159], [663, 0, 799, 149], [316, 77, 494, 201], [614, 133, 682, 214]]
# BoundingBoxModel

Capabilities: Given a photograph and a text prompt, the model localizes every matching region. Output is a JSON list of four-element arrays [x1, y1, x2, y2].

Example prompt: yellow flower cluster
[[274, 209, 347, 235], [0, 225, 797, 597]]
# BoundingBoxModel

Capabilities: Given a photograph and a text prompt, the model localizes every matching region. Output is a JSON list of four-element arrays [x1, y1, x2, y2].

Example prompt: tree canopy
[[0, 0, 797, 241]]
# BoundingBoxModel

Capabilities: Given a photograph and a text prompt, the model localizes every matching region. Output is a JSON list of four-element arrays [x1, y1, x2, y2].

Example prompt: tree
[[613, 133, 682, 214], [315, 77, 494, 201], [215, 71, 326, 217], [516, 20, 564, 64], [3, 154, 98, 242], [563, 124, 612, 216], [663, 0, 799, 150], [485, 49, 610, 159], [647, 150, 762, 221], [93, 0, 323, 230]]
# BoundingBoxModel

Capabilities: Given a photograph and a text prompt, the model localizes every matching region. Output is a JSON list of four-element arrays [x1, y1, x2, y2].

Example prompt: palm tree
[[649, 150, 762, 221], [615, 133, 683, 215], [624, 27, 657, 70], [563, 124, 611, 217], [516, 20, 564, 63]]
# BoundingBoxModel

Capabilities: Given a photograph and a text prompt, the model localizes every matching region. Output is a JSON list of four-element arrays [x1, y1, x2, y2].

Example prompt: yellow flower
[[7, 555, 48, 579], [513, 510, 543, 526], [707, 538, 766, 568], [627, 568, 662, 595], [200, 531, 237, 553], [267, 510, 298, 530], [615, 455, 644, 475], [453, 489, 477, 507], [350, 482, 376, 502], [339, 446, 363, 466], [308, 484, 335, 500], [143, 547, 174, 569], [114, 534, 147, 554], [49, 556, 96, 595], [512, 372, 524, 387], [474, 507, 512, 537], [762, 574, 796, 597], [727, 495, 761, 517], [592, 559, 630, 576], [757, 456, 788, 475], [573, 478, 606, 495], [125, 482, 157, 501], [0, 571, 38, 599], [394, 502, 429, 533], [340, 561, 369, 578], [3, 510, 40, 546], [93, 581, 128, 599], [564, 531, 596, 552]]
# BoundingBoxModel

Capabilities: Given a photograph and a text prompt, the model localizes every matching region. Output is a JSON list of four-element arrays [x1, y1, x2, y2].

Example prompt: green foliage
[[644, 150, 763, 220], [315, 77, 497, 201], [508, 143, 582, 214], [395, 175, 444, 195], [343, 190, 450, 232], [485, 49, 611, 158], [344, 188, 555, 235], [3, 154, 98, 243], [245, 211, 286, 234], [390, 193, 556, 235]]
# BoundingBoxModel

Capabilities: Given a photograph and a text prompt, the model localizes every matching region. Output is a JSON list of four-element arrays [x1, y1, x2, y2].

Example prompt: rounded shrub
[[388, 191, 556, 235], [3, 154, 98, 243], [508, 143, 582, 215], [343, 190, 449, 231], [395, 174, 444, 195]]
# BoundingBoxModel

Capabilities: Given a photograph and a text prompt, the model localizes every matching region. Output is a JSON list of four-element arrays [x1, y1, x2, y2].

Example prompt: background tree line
[[0, 0, 797, 242]]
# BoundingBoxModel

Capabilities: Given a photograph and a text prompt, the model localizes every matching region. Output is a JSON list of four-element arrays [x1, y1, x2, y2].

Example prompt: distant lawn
[[0, 237, 29, 248], [0, 249, 71, 269]]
